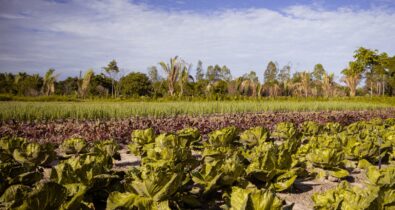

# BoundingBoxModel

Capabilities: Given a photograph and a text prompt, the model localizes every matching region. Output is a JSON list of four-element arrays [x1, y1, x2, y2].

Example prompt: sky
[[0, 0, 395, 81]]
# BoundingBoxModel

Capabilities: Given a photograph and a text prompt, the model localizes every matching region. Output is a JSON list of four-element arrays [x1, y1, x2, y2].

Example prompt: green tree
[[353, 47, 380, 96], [103, 59, 120, 98], [312, 64, 326, 81], [278, 65, 291, 96], [300, 71, 311, 97], [42, 68, 58, 96], [322, 72, 334, 97], [89, 73, 112, 97], [206, 65, 232, 82], [206, 65, 220, 82], [148, 66, 159, 83], [0, 73, 16, 94], [206, 80, 228, 97], [195, 60, 204, 82], [311, 64, 326, 96], [220, 65, 232, 81], [179, 64, 194, 96], [78, 69, 94, 98], [13, 73, 42, 96], [119, 72, 152, 97], [264, 61, 278, 84], [159, 56, 182, 96], [385, 56, 395, 95], [239, 71, 259, 96], [264, 61, 279, 97], [289, 71, 311, 97], [342, 61, 364, 97], [56, 76, 79, 95]]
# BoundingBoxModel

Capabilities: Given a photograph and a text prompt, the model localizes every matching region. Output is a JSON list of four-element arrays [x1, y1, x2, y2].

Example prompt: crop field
[[1, 119, 395, 209], [1, 98, 395, 210], [0, 98, 393, 121]]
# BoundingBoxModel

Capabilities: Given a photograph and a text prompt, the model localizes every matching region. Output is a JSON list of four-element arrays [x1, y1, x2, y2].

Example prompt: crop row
[[1, 118, 395, 209], [0, 100, 391, 121], [1, 109, 394, 144]]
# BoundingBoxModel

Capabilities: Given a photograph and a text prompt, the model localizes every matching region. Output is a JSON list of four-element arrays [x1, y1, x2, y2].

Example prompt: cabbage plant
[[239, 127, 270, 148], [128, 128, 155, 157], [227, 186, 284, 210]]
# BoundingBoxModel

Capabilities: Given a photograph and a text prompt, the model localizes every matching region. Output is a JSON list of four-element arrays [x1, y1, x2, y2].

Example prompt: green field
[[0, 97, 393, 121]]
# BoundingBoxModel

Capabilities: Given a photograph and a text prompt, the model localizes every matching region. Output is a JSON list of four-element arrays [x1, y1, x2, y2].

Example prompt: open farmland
[[1, 119, 395, 209], [1, 99, 395, 210], [2, 0, 395, 208]]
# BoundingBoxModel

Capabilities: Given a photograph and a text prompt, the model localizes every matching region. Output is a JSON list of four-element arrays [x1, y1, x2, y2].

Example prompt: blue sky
[[133, 0, 395, 12], [0, 0, 395, 81]]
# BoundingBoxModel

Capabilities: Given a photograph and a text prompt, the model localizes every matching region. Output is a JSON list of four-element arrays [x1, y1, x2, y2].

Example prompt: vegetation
[[1, 47, 395, 99], [0, 98, 393, 121], [1, 119, 395, 209]]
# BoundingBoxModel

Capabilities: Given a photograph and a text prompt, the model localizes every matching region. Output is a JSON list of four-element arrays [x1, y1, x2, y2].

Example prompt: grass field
[[0, 98, 393, 121]]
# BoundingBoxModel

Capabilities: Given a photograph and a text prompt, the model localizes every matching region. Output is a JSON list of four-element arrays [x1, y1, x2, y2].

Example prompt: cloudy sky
[[0, 0, 394, 81]]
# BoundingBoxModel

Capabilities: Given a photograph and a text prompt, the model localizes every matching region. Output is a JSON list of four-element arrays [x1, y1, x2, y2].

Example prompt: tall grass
[[0, 99, 392, 121]]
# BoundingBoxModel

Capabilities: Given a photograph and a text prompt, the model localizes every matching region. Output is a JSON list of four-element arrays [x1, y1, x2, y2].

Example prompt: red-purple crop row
[[1, 109, 394, 144]]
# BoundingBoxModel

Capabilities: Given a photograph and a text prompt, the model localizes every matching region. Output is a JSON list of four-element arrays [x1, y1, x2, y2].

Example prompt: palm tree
[[178, 64, 194, 96], [78, 69, 94, 98], [342, 62, 364, 97], [42, 68, 58, 96], [159, 56, 182, 96], [103, 60, 119, 98], [239, 71, 259, 97], [300, 71, 311, 97], [322, 73, 334, 97], [14, 72, 26, 95]]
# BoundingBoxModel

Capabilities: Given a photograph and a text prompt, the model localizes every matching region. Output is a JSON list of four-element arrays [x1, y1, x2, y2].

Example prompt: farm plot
[[0, 99, 392, 121], [1, 109, 394, 144], [1, 119, 395, 209]]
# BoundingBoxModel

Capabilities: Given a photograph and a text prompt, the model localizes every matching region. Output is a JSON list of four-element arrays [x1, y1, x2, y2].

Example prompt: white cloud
[[0, 0, 394, 82]]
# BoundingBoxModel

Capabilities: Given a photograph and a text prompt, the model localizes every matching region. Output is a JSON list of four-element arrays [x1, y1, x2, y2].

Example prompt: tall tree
[[278, 65, 291, 96], [385, 56, 395, 95], [375, 52, 389, 96], [159, 56, 182, 96], [300, 71, 311, 97], [78, 69, 94, 98], [206, 64, 232, 82], [264, 61, 278, 84], [195, 60, 204, 82], [264, 61, 278, 97], [179, 64, 194, 96], [119, 72, 152, 96], [322, 72, 334, 97], [342, 61, 364, 97], [42, 68, 58, 96], [220, 65, 232, 81], [206, 65, 220, 82], [312, 64, 326, 81], [148, 66, 159, 83], [239, 71, 259, 96], [57, 76, 79, 95], [103, 59, 120, 98], [353, 47, 380, 96], [0, 73, 15, 94]]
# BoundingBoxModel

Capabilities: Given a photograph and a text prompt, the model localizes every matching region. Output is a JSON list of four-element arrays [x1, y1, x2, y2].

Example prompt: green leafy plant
[[227, 186, 284, 210], [239, 127, 270, 148], [128, 128, 156, 157], [59, 138, 89, 157]]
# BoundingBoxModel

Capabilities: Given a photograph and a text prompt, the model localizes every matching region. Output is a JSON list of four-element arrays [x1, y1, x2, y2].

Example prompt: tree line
[[1, 47, 394, 99]]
